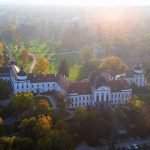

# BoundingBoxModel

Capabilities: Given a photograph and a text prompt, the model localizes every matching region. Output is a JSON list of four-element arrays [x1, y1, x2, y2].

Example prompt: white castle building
[[116, 65, 147, 88], [0, 63, 62, 94], [67, 77, 132, 109], [0, 63, 147, 108]]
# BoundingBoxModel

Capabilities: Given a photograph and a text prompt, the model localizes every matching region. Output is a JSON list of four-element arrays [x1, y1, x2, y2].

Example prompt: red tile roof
[[107, 79, 130, 91], [28, 74, 56, 83], [68, 81, 91, 94]]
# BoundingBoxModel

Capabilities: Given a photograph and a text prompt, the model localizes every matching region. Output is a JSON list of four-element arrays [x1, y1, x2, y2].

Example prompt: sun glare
[[2, 0, 150, 6]]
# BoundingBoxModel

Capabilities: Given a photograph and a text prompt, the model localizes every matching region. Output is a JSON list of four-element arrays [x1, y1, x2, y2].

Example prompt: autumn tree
[[37, 130, 74, 150], [70, 108, 113, 146], [33, 57, 49, 75], [0, 136, 34, 150], [69, 64, 81, 81], [20, 49, 30, 64], [35, 99, 52, 115], [11, 93, 34, 113], [99, 56, 128, 74], [19, 115, 53, 138], [12, 137, 34, 150]]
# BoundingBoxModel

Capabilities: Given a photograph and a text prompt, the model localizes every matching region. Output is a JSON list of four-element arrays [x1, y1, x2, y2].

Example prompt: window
[[96, 94, 99, 102], [86, 96, 88, 101], [106, 94, 109, 101], [101, 94, 104, 102]]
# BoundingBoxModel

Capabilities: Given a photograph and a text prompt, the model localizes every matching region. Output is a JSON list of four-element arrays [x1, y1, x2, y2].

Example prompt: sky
[[1, 0, 150, 6]]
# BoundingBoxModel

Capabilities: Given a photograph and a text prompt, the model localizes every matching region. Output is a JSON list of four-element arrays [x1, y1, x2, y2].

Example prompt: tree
[[80, 48, 94, 64], [129, 96, 144, 110], [20, 49, 30, 64], [11, 93, 34, 113], [19, 115, 53, 138], [0, 117, 4, 136], [58, 59, 69, 77], [12, 137, 34, 150], [0, 136, 34, 150], [0, 136, 16, 150], [37, 130, 74, 150], [0, 80, 11, 100], [70, 108, 113, 146], [69, 64, 81, 81], [99, 56, 128, 74], [78, 59, 99, 79], [35, 99, 51, 115], [0, 41, 5, 67], [33, 57, 49, 74]]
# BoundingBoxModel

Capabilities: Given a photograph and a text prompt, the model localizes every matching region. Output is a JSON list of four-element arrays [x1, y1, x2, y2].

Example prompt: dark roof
[[68, 81, 91, 95], [95, 78, 130, 92], [134, 65, 142, 70], [95, 76, 108, 88], [0, 67, 10, 76], [126, 70, 134, 77], [17, 69, 26, 76], [28, 74, 56, 83], [108, 80, 130, 92]]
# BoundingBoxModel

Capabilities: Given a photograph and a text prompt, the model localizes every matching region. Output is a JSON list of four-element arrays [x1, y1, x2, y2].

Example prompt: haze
[[1, 0, 150, 6]]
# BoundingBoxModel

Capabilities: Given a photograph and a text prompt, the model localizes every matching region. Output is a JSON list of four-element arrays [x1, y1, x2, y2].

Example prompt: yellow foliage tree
[[69, 64, 81, 81], [33, 57, 49, 74], [36, 115, 53, 131], [99, 55, 128, 74]]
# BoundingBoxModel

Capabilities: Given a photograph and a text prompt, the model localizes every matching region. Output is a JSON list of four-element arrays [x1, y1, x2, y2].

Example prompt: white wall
[[68, 87, 132, 109]]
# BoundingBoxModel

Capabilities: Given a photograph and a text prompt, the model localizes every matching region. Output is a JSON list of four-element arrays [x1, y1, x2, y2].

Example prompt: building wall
[[126, 73, 146, 87], [13, 81, 61, 94], [69, 94, 92, 108], [68, 87, 132, 109], [0, 76, 10, 81]]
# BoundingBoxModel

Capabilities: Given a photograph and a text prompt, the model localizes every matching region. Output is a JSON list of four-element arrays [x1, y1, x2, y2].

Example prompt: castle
[[0, 63, 147, 108]]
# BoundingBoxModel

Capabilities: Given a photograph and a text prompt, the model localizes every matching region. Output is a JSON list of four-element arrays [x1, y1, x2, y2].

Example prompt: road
[[116, 137, 150, 149], [75, 138, 150, 150]]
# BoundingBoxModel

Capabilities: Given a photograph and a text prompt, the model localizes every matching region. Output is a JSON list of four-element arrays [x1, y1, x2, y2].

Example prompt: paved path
[[28, 52, 36, 73]]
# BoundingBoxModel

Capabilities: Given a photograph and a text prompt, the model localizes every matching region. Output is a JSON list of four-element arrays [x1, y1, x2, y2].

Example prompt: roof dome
[[16, 67, 27, 80], [17, 67, 26, 76]]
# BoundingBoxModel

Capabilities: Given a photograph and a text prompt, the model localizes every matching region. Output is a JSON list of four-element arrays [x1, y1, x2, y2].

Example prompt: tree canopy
[[0, 80, 11, 100], [99, 56, 128, 74], [33, 57, 49, 75], [58, 59, 69, 77]]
